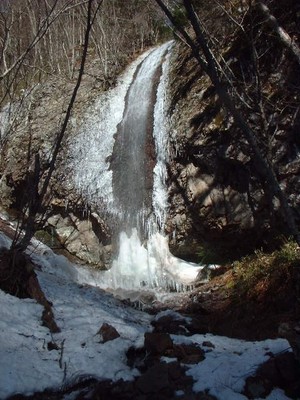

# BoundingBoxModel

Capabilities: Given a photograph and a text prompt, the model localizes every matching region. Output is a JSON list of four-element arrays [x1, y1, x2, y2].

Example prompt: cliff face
[[0, 1, 299, 266], [0, 63, 116, 267], [165, 1, 300, 261]]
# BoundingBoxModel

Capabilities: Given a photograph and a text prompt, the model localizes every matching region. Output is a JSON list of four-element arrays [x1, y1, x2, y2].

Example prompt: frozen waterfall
[[71, 42, 203, 292]]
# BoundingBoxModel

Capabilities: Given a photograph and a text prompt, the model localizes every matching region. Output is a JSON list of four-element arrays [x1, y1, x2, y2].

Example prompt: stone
[[195, 392, 218, 399], [98, 323, 120, 343], [172, 343, 205, 364], [144, 332, 173, 355], [275, 352, 298, 383], [278, 323, 300, 363], [244, 351, 300, 399], [167, 361, 183, 381], [136, 363, 170, 394], [243, 376, 273, 399], [152, 314, 190, 335], [202, 341, 215, 349], [47, 341, 60, 351]]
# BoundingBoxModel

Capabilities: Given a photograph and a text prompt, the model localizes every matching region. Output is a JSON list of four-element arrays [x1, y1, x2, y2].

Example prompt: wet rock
[[275, 352, 299, 384], [109, 379, 135, 398], [185, 316, 208, 334], [47, 341, 60, 351], [0, 249, 60, 333], [126, 346, 148, 370], [167, 361, 183, 381], [194, 393, 218, 400], [98, 323, 120, 343]]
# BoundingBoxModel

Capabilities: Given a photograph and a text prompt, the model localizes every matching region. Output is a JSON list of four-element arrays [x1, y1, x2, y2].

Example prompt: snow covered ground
[[0, 233, 293, 399]]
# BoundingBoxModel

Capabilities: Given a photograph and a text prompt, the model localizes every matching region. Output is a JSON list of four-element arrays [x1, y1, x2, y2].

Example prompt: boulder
[[144, 332, 173, 355], [98, 323, 120, 343]]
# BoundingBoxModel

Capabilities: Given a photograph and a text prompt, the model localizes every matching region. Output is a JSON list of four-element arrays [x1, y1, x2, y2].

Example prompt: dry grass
[[230, 240, 300, 301]]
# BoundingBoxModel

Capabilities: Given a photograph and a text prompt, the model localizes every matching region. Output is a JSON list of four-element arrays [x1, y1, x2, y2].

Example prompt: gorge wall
[[164, 4, 300, 261], [0, 1, 299, 267]]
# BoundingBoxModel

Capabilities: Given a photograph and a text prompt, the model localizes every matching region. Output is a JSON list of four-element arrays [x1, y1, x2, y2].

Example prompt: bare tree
[[11, 0, 103, 252]]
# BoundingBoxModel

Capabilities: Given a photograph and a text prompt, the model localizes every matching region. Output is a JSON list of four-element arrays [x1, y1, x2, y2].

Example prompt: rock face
[[0, 2, 299, 266], [165, 26, 300, 260], [0, 67, 114, 268]]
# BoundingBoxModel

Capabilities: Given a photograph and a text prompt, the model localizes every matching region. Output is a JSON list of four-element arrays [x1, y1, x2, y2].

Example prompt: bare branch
[[256, 2, 300, 66]]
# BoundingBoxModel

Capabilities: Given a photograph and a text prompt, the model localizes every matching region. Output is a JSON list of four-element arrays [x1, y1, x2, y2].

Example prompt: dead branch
[[256, 2, 300, 66]]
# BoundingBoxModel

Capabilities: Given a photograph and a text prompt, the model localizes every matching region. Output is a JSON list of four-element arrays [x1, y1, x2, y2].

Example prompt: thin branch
[[256, 2, 300, 66], [16, 0, 102, 250]]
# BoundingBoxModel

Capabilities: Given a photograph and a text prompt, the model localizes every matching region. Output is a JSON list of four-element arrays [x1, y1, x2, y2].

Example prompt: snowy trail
[[0, 234, 293, 399], [0, 236, 151, 398], [36, 268, 150, 384]]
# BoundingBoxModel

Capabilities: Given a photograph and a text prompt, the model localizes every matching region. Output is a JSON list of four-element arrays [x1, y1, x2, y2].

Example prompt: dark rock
[[195, 392, 218, 400], [257, 357, 281, 386], [152, 314, 190, 335], [98, 323, 120, 343], [202, 341, 215, 348], [278, 322, 300, 363], [0, 249, 60, 333], [167, 361, 183, 381], [275, 352, 298, 383], [172, 343, 205, 364], [244, 351, 300, 399], [126, 346, 147, 370], [185, 317, 209, 335], [136, 363, 170, 394], [243, 375, 273, 399], [110, 379, 135, 397], [144, 332, 173, 355], [47, 341, 59, 351]]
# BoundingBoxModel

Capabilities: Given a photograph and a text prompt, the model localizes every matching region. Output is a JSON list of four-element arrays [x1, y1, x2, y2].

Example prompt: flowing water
[[71, 42, 204, 296]]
